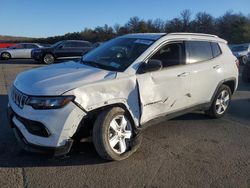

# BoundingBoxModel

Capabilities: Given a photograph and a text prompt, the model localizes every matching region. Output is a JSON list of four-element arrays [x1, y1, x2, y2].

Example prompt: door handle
[[213, 65, 221, 69], [177, 72, 190, 77]]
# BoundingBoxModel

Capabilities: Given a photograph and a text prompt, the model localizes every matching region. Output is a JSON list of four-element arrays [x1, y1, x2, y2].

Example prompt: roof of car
[[121, 32, 227, 43], [121, 33, 166, 40], [63, 40, 91, 43]]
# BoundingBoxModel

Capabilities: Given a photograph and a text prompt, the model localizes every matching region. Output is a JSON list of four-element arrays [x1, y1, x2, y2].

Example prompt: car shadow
[[237, 80, 250, 92], [172, 112, 212, 121]]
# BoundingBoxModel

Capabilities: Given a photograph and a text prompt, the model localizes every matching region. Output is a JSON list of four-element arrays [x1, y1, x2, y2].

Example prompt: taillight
[[235, 59, 240, 69]]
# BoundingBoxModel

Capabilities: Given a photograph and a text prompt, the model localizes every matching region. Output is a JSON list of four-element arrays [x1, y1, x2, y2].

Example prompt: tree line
[[30, 10, 250, 45]]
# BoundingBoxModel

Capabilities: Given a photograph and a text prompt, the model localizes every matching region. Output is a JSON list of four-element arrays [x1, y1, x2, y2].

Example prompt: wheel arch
[[223, 79, 236, 94], [72, 101, 139, 141], [1, 51, 12, 58], [211, 77, 237, 103]]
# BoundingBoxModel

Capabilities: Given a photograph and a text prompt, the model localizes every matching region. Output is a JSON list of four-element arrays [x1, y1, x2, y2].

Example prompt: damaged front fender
[[65, 73, 141, 127]]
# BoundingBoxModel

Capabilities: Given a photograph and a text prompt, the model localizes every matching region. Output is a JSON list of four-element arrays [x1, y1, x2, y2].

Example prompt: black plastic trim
[[13, 127, 73, 156], [138, 103, 210, 131]]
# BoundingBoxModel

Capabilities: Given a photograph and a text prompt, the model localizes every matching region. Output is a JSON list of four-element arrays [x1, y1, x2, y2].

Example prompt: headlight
[[26, 96, 75, 109]]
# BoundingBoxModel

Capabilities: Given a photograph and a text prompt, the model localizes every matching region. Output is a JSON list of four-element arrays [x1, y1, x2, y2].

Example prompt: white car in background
[[0, 43, 45, 60]]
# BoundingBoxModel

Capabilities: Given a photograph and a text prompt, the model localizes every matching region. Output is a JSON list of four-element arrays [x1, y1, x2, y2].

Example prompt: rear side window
[[211, 42, 222, 57], [186, 41, 213, 63]]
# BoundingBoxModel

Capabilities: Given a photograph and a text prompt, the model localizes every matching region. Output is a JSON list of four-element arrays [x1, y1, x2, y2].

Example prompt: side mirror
[[138, 59, 163, 73], [57, 45, 63, 49]]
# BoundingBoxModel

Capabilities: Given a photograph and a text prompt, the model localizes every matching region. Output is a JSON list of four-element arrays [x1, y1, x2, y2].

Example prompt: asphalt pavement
[[0, 59, 250, 188]]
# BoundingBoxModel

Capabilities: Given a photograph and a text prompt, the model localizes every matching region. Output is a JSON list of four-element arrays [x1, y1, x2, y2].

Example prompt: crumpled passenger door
[[137, 66, 191, 124]]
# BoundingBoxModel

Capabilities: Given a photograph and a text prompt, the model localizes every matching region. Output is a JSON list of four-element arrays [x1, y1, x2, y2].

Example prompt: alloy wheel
[[1, 53, 10, 60], [215, 90, 230, 114], [108, 115, 132, 154], [44, 54, 54, 64]]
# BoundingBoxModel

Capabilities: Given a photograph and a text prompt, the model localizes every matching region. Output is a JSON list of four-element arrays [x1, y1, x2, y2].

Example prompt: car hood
[[13, 61, 117, 95]]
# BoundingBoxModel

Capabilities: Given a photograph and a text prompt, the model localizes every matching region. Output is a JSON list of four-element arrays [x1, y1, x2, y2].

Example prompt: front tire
[[43, 53, 55, 64], [93, 107, 141, 161], [1, 52, 11, 60], [207, 85, 232, 118]]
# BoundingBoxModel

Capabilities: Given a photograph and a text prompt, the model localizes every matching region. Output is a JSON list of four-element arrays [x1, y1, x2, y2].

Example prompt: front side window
[[81, 37, 154, 71], [186, 41, 213, 63], [52, 41, 64, 48], [63, 42, 73, 48], [150, 42, 185, 68]]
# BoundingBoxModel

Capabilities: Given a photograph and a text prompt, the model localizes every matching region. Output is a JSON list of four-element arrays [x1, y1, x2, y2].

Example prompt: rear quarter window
[[186, 41, 213, 63], [211, 42, 222, 57]]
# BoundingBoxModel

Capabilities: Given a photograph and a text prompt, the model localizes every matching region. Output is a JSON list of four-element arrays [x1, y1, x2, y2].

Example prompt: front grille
[[11, 86, 29, 109]]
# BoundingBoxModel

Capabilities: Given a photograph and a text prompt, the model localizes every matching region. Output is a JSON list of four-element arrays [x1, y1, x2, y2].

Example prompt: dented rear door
[[137, 65, 192, 124]]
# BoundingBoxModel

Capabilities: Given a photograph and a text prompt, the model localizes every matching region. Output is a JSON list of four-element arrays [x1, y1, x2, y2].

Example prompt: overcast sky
[[0, 0, 249, 37]]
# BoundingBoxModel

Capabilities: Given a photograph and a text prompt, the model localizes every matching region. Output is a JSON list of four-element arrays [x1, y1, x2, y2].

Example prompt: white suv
[[8, 33, 239, 160]]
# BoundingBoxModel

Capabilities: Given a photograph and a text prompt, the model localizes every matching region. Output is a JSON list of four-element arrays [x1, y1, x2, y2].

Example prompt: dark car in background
[[231, 43, 250, 65], [31, 40, 92, 64]]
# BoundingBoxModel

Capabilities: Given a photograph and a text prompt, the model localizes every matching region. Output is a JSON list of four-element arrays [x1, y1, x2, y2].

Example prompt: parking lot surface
[[0, 59, 250, 188]]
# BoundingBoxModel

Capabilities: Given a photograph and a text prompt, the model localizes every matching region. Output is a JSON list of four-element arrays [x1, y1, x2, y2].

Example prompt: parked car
[[31, 40, 92, 64], [8, 33, 238, 160], [0, 43, 44, 60], [231, 43, 250, 65]]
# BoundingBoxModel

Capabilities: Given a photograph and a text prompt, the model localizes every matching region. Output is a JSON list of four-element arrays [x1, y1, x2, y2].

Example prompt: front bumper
[[31, 51, 43, 60], [8, 93, 86, 156], [8, 106, 74, 156]]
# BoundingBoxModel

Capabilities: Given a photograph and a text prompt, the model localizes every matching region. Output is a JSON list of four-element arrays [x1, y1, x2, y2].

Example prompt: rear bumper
[[7, 106, 73, 156]]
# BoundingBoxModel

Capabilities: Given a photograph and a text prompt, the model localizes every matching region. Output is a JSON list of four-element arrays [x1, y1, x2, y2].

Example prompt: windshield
[[81, 37, 154, 71], [232, 45, 249, 52]]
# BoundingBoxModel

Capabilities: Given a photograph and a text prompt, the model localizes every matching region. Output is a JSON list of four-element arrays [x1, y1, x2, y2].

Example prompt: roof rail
[[167, 32, 219, 38]]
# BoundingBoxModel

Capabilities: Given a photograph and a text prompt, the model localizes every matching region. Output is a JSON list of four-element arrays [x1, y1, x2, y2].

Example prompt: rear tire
[[43, 53, 55, 64], [206, 85, 232, 118], [1, 52, 11, 60], [93, 107, 141, 161]]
